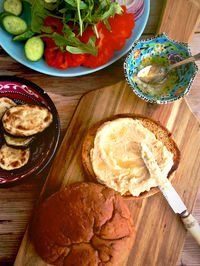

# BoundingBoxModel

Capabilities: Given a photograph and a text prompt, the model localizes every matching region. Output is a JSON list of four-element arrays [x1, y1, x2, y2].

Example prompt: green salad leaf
[[42, 30, 97, 55], [65, 0, 88, 9], [25, 0, 57, 33], [24, 0, 122, 54]]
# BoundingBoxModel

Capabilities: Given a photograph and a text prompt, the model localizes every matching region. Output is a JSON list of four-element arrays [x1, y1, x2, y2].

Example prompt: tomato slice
[[43, 16, 63, 34], [44, 48, 68, 69], [108, 6, 135, 51], [83, 23, 114, 69], [79, 26, 96, 44], [82, 6, 135, 68], [43, 16, 63, 48], [44, 47, 86, 69], [70, 54, 86, 67], [43, 7, 135, 69], [44, 47, 58, 67], [54, 50, 70, 69]]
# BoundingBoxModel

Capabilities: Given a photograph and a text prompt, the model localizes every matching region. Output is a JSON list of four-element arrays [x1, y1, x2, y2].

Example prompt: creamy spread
[[90, 118, 174, 196], [132, 59, 177, 97], [132, 74, 177, 97], [141, 142, 171, 188]]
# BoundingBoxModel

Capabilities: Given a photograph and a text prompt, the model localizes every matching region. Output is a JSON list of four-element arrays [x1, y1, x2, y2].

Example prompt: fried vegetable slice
[[0, 97, 16, 119], [0, 144, 30, 170], [2, 104, 53, 136], [4, 133, 34, 148]]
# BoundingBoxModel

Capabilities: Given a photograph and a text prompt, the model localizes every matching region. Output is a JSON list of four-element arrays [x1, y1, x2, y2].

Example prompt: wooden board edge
[[156, 0, 200, 43], [184, 98, 200, 125], [155, 0, 167, 36], [13, 81, 200, 266]]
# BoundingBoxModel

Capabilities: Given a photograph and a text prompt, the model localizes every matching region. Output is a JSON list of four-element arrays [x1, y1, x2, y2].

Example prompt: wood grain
[[14, 81, 200, 266], [157, 0, 200, 42], [0, 0, 200, 265], [178, 33, 200, 266]]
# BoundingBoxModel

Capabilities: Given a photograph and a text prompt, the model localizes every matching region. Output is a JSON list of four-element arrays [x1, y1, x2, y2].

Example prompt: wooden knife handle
[[181, 212, 200, 245]]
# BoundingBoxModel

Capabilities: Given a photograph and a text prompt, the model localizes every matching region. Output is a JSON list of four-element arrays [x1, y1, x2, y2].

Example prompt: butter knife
[[141, 142, 200, 245]]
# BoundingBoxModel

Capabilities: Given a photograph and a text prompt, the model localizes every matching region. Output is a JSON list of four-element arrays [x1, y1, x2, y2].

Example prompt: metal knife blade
[[141, 142, 186, 214], [158, 180, 186, 214], [141, 142, 200, 245]]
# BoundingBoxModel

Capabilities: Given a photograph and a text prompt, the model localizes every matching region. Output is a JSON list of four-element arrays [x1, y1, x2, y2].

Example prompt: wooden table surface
[[0, 0, 200, 265]]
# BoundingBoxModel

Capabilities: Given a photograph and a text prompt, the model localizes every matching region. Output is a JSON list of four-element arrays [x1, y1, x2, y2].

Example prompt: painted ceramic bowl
[[0, 76, 60, 186], [124, 33, 198, 104]]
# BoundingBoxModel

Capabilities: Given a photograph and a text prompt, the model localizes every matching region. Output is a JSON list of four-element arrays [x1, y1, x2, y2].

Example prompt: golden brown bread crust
[[81, 113, 180, 200], [30, 182, 136, 266]]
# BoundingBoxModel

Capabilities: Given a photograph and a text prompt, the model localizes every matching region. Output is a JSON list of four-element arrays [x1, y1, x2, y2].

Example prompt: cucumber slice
[[3, 0, 23, 16], [0, 11, 11, 21], [12, 29, 35, 42], [2, 15, 27, 35], [24, 36, 44, 62]]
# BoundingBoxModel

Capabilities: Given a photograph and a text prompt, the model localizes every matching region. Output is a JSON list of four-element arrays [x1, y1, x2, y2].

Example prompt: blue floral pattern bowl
[[124, 33, 198, 104]]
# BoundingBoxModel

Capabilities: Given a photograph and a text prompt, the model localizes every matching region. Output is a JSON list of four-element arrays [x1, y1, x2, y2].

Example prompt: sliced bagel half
[[82, 114, 180, 199]]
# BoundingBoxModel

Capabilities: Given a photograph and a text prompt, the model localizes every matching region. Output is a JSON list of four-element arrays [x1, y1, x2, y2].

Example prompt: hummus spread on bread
[[90, 118, 174, 196]]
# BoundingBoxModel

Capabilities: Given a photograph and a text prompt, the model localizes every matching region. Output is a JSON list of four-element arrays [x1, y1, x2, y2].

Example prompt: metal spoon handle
[[168, 52, 200, 70]]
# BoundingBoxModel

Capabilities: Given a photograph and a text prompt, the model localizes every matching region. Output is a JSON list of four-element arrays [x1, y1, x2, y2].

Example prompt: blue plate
[[0, 0, 150, 77]]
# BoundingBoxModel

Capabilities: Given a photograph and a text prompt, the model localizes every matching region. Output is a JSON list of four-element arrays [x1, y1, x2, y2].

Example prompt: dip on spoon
[[132, 64, 177, 97], [137, 52, 200, 84]]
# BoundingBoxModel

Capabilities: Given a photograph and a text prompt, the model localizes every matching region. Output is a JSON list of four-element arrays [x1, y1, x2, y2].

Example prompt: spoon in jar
[[137, 52, 200, 84]]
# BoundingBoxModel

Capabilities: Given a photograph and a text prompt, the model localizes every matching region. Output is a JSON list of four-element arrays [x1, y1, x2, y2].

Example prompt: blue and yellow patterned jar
[[124, 33, 198, 104]]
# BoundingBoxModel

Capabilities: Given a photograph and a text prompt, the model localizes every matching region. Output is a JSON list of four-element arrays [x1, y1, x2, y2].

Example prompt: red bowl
[[0, 76, 60, 186]]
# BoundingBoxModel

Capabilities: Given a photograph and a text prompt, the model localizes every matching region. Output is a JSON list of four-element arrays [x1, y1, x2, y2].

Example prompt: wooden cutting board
[[157, 0, 200, 43], [14, 80, 200, 266]]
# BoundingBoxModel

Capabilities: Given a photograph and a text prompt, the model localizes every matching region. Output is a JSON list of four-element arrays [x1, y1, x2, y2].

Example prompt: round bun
[[30, 182, 136, 265], [82, 113, 180, 199]]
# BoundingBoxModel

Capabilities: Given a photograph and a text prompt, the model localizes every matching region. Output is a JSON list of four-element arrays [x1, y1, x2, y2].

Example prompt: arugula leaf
[[64, 0, 87, 9], [76, 0, 83, 35], [66, 39, 94, 54], [99, 2, 122, 20], [42, 32, 97, 55], [93, 2, 122, 22], [103, 19, 111, 31], [98, 0, 110, 9], [24, 0, 57, 33], [63, 24, 76, 37]]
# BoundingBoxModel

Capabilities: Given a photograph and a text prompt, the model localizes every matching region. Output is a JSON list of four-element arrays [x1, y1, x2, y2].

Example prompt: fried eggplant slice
[[0, 134, 4, 148], [0, 144, 30, 170], [0, 97, 16, 119], [2, 104, 53, 137], [4, 133, 34, 149]]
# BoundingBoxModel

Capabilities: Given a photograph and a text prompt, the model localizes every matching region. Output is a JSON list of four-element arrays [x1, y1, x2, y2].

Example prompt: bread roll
[[30, 182, 136, 266]]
